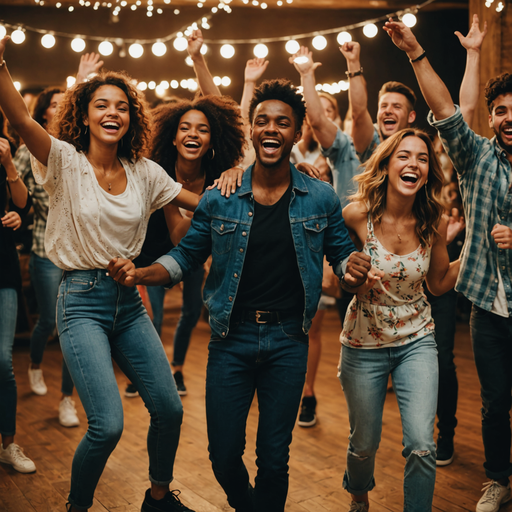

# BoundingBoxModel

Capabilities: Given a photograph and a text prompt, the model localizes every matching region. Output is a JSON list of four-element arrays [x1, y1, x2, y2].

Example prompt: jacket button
[[229, 296, 233, 301], [248, 212, 253, 217], [234, 273, 238, 278], [316, 223, 319, 229], [220, 224, 224, 231], [222, 332, 226, 336], [242, 231, 247, 236], [239, 248, 244, 252]]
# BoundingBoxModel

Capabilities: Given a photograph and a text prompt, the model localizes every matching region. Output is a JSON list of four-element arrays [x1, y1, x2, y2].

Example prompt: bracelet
[[410, 51, 426, 63], [345, 67, 363, 79], [341, 274, 358, 289], [6, 172, 20, 183]]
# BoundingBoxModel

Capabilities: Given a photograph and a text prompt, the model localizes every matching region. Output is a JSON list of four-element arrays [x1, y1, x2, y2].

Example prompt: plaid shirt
[[429, 106, 512, 312], [14, 145, 49, 259]]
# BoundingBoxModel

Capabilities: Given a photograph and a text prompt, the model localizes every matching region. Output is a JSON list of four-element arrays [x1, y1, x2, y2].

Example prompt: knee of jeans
[[347, 444, 377, 461], [0, 357, 14, 381], [151, 399, 183, 431]]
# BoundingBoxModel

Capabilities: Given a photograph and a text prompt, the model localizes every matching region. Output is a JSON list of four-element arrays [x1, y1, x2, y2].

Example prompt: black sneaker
[[125, 383, 139, 398], [298, 395, 317, 427], [436, 435, 454, 466], [173, 371, 187, 396], [141, 489, 194, 512]]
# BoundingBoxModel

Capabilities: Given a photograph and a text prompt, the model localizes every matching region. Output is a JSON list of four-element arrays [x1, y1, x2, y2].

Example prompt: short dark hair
[[249, 79, 306, 130], [378, 81, 417, 111], [485, 73, 512, 113], [32, 87, 64, 128]]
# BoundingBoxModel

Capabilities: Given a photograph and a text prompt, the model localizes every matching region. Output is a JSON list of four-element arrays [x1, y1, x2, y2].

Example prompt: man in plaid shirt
[[384, 18, 512, 512]]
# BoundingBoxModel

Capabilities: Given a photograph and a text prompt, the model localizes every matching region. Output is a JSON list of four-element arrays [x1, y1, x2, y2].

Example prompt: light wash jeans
[[0, 287, 18, 436], [29, 252, 74, 395], [340, 335, 438, 512], [57, 270, 183, 510]]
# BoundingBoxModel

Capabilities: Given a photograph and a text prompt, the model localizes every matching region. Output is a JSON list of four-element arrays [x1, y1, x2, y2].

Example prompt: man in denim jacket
[[110, 79, 370, 512]]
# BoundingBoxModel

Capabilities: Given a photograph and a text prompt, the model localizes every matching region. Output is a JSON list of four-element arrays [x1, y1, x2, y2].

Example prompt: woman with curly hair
[[338, 128, 460, 511], [0, 37, 198, 512], [127, 95, 245, 396]]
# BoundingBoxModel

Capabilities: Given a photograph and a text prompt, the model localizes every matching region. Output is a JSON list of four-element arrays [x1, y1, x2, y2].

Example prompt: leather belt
[[232, 309, 300, 324]]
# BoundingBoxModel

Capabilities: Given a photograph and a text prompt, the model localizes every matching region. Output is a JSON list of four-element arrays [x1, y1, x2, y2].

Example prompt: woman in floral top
[[339, 128, 460, 512]]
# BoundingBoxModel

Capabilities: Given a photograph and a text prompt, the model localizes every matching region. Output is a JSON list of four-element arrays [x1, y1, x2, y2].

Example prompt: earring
[[209, 148, 215, 160], [84, 125, 88, 135]]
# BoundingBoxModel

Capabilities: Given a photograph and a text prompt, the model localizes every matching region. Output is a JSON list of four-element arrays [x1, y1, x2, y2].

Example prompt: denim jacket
[[156, 163, 357, 338]]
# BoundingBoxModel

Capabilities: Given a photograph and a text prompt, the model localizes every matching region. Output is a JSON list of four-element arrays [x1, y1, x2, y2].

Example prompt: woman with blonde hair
[[339, 127, 460, 511]]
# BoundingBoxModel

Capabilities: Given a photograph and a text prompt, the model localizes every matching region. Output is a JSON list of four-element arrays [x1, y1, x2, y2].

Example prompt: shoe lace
[[349, 501, 368, 512], [165, 490, 188, 509], [9, 445, 31, 464], [480, 481, 501, 503]]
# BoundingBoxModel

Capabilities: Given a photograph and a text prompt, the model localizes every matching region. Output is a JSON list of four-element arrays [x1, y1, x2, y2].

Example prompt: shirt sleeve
[[356, 126, 380, 165], [427, 105, 488, 179], [29, 136, 76, 195], [145, 159, 183, 213]]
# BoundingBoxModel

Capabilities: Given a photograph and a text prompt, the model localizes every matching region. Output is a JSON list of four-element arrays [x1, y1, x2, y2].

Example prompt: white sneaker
[[59, 397, 80, 427], [0, 443, 36, 473], [476, 480, 511, 512], [28, 365, 47, 395]]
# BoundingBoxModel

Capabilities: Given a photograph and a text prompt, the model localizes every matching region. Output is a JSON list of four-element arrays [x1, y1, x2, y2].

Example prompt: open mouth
[[101, 122, 120, 132], [184, 141, 201, 149], [400, 172, 419, 184], [261, 138, 281, 154], [503, 126, 512, 138], [383, 118, 397, 129]]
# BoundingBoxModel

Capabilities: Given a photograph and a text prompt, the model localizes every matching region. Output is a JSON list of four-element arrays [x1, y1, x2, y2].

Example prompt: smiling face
[[83, 85, 130, 146], [377, 92, 416, 140], [173, 109, 212, 162], [386, 135, 429, 198], [251, 99, 301, 169], [489, 93, 512, 156], [42, 93, 64, 127]]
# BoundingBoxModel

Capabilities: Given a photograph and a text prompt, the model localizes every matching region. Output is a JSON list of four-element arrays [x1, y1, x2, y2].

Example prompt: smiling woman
[[0, 35, 200, 512]]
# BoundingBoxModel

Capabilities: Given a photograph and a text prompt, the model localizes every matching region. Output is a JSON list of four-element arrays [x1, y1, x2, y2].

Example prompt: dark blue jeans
[[426, 288, 458, 438], [205, 317, 308, 512], [470, 305, 512, 481]]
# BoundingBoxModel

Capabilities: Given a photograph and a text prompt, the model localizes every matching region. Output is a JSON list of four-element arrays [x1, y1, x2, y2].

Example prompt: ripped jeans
[[339, 335, 438, 511]]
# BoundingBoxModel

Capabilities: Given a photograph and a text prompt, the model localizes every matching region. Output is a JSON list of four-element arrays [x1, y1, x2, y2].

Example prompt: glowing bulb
[[293, 56, 309, 65], [137, 81, 148, 91], [180, 79, 188, 88], [339, 80, 349, 91], [253, 44, 268, 58], [213, 76, 221, 86], [152, 41, 167, 56], [363, 23, 378, 38], [66, 76, 76, 88], [171, 80, 179, 89], [160, 80, 169, 89], [148, 81, 156, 90], [285, 40, 300, 54], [200, 43, 208, 55], [185, 56, 194, 67], [0, 26, 6, 39], [41, 34, 55, 48], [221, 76, 231, 87], [155, 85, 166, 97], [71, 37, 86, 52], [129, 43, 144, 58], [14, 81, 21, 91], [312, 35, 327, 50], [173, 37, 188, 51], [220, 44, 235, 59], [337, 31, 352, 45], [188, 79, 198, 91], [98, 41, 114, 56], [402, 13, 417, 27], [11, 29, 26, 45]]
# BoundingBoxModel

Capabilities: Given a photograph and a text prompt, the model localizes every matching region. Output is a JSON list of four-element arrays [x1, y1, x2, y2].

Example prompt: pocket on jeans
[[279, 318, 308, 345], [67, 278, 97, 294], [472, 305, 489, 317]]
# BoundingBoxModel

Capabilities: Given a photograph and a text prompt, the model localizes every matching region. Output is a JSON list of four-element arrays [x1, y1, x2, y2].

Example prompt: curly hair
[[485, 73, 512, 113], [52, 71, 151, 162], [32, 87, 64, 128], [350, 128, 445, 247], [248, 79, 306, 130], [378, 81, 417, 112], [150, 95, 245, 180]]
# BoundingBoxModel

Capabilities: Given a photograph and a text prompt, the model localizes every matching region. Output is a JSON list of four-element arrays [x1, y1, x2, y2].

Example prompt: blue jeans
[[0, 288, 18, 437], [146, 285, 166, 336], [172, 267, 204, 366], [470, 305, 512, 481], [340, 335, 438, 512], [57, 270, 183, 510], [427, 288, 458, 438], [205, 317, 308, 512], [29, 252, 74, 395]]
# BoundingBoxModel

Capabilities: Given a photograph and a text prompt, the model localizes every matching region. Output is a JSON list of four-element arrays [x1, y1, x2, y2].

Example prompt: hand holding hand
[[1, 211, 22, 230], [455, 14, 487, 52], [107, 258, 138, 286], [491, 223, 512, 250], [289, 46, 321, 76], [187, 29, 204, 59], [244, 58, 269, 83], [343, 251, 372, 287]]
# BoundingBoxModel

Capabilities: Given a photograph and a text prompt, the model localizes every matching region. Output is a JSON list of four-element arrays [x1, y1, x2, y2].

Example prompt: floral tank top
[[340, 215, 435, 349]]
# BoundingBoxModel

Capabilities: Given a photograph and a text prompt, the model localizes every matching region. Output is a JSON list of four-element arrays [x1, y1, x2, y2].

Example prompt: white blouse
[[30, 136, 182, 270]]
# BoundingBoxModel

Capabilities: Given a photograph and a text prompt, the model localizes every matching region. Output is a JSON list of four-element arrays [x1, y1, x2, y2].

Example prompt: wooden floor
[[3, 288, 512, 512]]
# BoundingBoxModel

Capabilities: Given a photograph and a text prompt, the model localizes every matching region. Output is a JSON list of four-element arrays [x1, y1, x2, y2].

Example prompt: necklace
[[175, 163, 203, 185], [88, 158, 119, 191]]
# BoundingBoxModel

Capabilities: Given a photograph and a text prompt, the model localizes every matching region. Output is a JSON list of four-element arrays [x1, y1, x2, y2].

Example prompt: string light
[[152, 41, 167, 56], [71, 37, 86, 52], [14, 81, 21, 91], [0, 25, 6, 39], [285, 40, 300, 54], [128, 43, 144, 58], [337, 31, 352, 45], [11, 28, 26, 44], [253, 43, 268, 58], [173, 36, 188, 51], [98, 40, 113, 55], [312, 35, 327, 50], [220, 44, 235, 58], [362, 23, 378, 38], [401, 13, 417, 27], [66, 76, 76, 87], [41, 33, 56, 48]]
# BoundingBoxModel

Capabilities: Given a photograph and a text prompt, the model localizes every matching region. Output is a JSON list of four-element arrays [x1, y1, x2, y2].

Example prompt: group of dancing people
[[0, 12, 511, 512]]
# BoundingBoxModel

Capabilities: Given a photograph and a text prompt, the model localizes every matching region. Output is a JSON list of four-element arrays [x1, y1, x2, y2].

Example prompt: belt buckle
[[255, 310, 268, 324]]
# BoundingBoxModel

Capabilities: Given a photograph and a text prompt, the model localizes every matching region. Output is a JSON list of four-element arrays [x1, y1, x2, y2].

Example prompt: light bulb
[[152, 42, 167, 56], [11, 29, 26, 45], [41, 34, 56, 49], [363, 24, 378, 38], [71, 37, 86, 52], [337, 31, 352, 45], [220, 44, 235, 59], [402, 13, 417, 27], [253, 44, 268, 58], [312, 35, 327, 51], [173, 37, 188, 52], [285, 40, 300, 55]]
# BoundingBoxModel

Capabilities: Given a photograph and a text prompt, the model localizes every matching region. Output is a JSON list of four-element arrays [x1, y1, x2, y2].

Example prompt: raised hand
[[455, 13, 488, 52], [244, 58, 269, 83], [289, 46, 321, 76], [339, 41, 361, 64], [0, 35, 10, 62], [187, 29, 204, 59], [383, 18, 422, 55], [77, 53, 104, 83]]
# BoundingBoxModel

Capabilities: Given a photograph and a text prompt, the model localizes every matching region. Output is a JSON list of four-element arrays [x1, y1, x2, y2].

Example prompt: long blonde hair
[[350, 128, 445, 247]]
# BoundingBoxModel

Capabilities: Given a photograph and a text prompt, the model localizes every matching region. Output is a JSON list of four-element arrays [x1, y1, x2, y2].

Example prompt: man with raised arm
[[339, 40, 417, 163], [109, 79, 372, 512], [385, 17, 512, 512]]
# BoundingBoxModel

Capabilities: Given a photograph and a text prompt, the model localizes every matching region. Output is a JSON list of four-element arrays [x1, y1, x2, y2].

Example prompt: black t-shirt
[[234, 183, 304, 312]]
